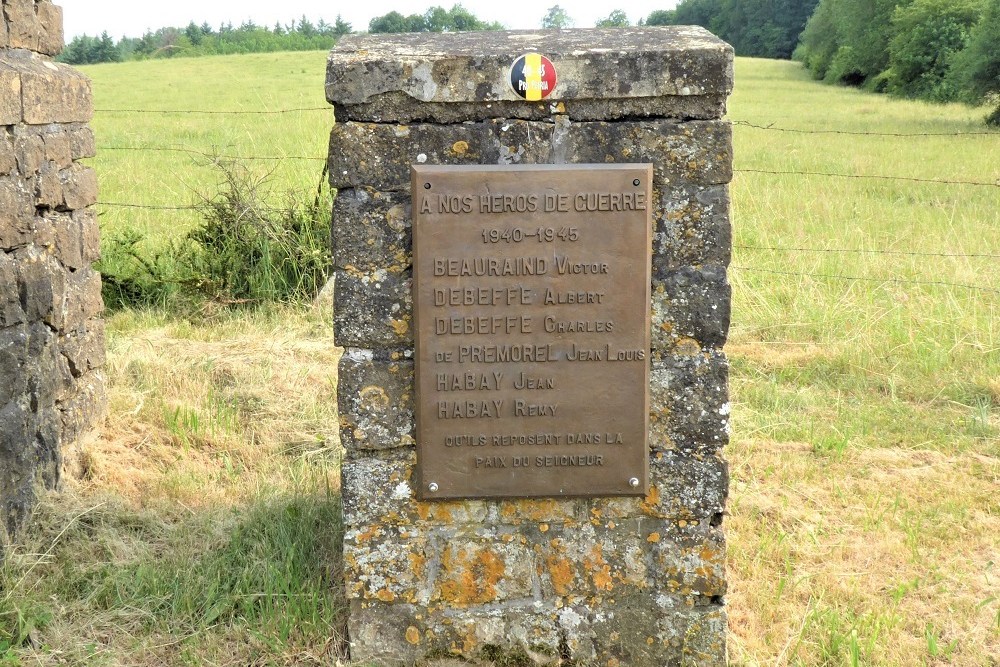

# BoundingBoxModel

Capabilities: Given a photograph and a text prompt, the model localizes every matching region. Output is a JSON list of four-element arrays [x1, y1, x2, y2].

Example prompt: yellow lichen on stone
[[546, 554, 576, 595], [450, 140, 470, 155], [376, 589, 396, 602], [391, 318, 410, 336], [647, 532, 661, 543], [584, 545, 614, 592], [405, 625, 421, 645]]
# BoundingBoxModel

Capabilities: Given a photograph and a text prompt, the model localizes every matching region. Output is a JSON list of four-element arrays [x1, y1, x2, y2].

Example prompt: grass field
[[1, 51, 998, 665]]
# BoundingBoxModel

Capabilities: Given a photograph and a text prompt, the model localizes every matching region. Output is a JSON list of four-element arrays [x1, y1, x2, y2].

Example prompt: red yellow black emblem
[[509, 53, 557, 101]]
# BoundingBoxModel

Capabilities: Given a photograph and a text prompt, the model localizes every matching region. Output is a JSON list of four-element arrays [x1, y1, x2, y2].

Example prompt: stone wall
[[1, 0, 104, 549], [328, 28, 732, 665]]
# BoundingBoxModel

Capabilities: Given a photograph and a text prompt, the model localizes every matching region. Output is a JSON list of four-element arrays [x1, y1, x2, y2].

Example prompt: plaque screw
[[424, 182, 432, 189], [633, 179, 641, 186], [428, 482, 440, 493], [629, 477, 640, 488]]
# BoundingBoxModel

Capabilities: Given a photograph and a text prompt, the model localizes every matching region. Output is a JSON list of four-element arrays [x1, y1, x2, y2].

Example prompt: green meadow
[[0, 51, 997, 665]]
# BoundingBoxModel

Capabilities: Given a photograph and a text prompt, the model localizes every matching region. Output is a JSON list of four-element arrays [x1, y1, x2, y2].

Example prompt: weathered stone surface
[[0, 175, 33, 246], [0, 63, 19, 124], [652, 264, 731, 353], [656, 184, 731, 269], [59, 371, 106, 447], [18, 56, 92, 124], [329, 118, 733, 192], [343, 449, 726, 529], [35, 1, 62, 56], [338, 348, 415, 451], [333, 182, 731, 275], [62, 266, 103, 330], [3, 0, 37, 51], [327, 28, 733, 123], [0, 253, 26, 326], [43, 128, 71, 167], [331, 28, 731, 666], [74, 207, 100, 262], [589, 603, 727, 666], [0, 130, 15, 175], [68, 126, 95, 160], [62, 320, 105, 377], [334, 267, 412, 349], [13, 126, 44, 175], [61, 163, 97, 209], [1, 1, 104, 553], [337, 93, 730, 125], [650, 350, 730, 454], [332, 187, 411, 273]]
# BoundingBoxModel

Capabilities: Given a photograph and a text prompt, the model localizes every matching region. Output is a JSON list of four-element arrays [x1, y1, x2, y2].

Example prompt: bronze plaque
[[412, 164, 652, 500]]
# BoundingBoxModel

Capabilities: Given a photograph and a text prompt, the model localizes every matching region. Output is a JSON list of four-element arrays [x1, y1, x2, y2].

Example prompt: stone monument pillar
[[328, 28, 732, 665], [1, 0, 104, 549]]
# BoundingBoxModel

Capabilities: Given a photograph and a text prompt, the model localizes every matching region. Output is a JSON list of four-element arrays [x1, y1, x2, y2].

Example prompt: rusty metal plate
[[412, 164, 652, 500]]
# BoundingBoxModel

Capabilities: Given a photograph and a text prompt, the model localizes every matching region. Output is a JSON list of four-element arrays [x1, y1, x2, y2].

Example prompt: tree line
[[795, 0, 999, 123], [58, 16, 351, 64], [60, 2, 999, 123]]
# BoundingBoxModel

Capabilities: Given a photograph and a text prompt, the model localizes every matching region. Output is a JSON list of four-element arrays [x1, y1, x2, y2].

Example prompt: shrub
[[98, 162, 331, 310]]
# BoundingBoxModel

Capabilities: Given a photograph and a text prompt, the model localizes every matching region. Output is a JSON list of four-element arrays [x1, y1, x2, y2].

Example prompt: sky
[[59, 1, 679, 40]]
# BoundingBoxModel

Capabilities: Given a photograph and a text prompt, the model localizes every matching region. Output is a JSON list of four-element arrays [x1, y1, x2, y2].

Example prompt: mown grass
[[0, 53, 997, 665]]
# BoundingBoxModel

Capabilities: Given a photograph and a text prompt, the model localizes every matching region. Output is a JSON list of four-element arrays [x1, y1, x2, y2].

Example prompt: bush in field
[[98, 162, 331, 310], [886, 0, 983, 101], [949, 0, 1000, 124]]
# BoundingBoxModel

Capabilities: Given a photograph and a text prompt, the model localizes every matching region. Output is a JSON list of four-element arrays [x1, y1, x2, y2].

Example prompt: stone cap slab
[[326, 27, 733, 122]]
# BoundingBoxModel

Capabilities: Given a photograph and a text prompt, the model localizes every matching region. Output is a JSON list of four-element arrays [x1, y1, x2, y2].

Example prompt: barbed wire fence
[[91, 106, 1000, 298]]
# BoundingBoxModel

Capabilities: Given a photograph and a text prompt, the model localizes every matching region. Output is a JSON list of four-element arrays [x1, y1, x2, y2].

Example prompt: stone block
[[655, 184, 731, 270], [43, 128, 72, 168], [68, 126, 95, 160], [13, 127, 44, 175], [0, 130, 15, 175], [327, 28, 733, 123], [35, 1, 63, 56], [74, 207, 100, 262], [589, 602, 727, 666], [334, 267, 412, 349], [338, 348, 415, 451], [14, 246, 64, 325], [332, 187, 411, 272], [347, 600, 562, 666], [49, 210, 81, 268], [3, 0, 38, 51], [59, 371, 107, 446], [652, 264, 731, 353], [0, 63, 20, 125], [61, 266, 103, 330], [653, 524, 727, 600], [0, 324, 29, 405], [27, 320, 73, 405], [591, 451, 728, 522], [329, 118, 733, 192], [62, 320, 106, 376], [0, 253, 26, 326], [60, 163, 97, 209], [35, 160, 61, 207], [650, 349, 730, 454], [0, 10, 9, 49], [19, 58, 92, 124], [0, 176, 32, 247], [342, 449, 491, 529]]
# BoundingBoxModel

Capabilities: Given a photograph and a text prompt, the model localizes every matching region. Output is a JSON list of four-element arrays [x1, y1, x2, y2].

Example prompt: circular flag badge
[[510, 53, 557, 101]]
